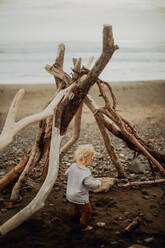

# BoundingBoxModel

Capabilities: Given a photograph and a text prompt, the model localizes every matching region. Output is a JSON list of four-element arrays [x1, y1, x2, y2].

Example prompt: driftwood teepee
[[0, 25, 165, 236]]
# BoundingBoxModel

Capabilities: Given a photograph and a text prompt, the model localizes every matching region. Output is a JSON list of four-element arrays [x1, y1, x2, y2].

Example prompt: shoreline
[[0, 79, 165, 86]]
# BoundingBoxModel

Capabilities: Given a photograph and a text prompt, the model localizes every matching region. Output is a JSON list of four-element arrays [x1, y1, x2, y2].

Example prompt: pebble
[[142, 195, 150, 200], [1, 208, 7, 212], [0, 171, 6, 176], [119, 178, 129, 183], [124, 211, 130, 216], [144, 236, 155, 244], [110, 241, 119, 246], [96, 222, 106, 227], [140, 177, 147, 181], [54, 187, 60, 192], [128, 159, 146, 174]]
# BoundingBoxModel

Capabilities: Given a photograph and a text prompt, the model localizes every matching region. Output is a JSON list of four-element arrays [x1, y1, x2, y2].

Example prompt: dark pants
[[72, 202, 92, 228]]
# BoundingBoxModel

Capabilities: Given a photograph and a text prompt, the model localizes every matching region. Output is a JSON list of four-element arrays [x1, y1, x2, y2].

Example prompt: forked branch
[[0, 88, 66, 151]]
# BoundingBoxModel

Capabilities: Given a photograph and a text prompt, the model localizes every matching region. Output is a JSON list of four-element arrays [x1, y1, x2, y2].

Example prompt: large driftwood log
[[57, 25, 118, 135], [60, 103, 83, 159], [0, 88, 67, 192], [0, 115, 62, 236], [60, 57, 83, 158]]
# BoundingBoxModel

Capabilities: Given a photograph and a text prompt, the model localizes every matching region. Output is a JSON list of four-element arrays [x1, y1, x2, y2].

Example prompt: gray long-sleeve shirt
[[65, 163, 101, 204]]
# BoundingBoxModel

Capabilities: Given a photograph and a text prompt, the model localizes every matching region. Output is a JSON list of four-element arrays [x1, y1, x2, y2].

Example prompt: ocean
[[0, 40, 165, 84], [0, 0, 165, 84]]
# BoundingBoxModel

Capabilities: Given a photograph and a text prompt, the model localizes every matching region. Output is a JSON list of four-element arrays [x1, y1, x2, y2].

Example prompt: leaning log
[[0, 153, 29, 192], [0, 116, 62, 236], [58, 25, 118, 135], [84, 95, 125, 178]]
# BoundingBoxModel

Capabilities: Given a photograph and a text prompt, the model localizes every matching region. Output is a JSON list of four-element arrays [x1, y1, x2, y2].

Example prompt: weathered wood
[[100, 112, 165, 165], [42, 154, 49, 181], [1, 24, 165, 237], [119, 179, 165, 188], [53, 43, 65, 89], [84, 95, 125, 178], [10, 146, 37, 202], [59, 25, 118, 135], [98, 81, 165, 176], [0, 117, 62, 236], [124, 216, 140, 232], [72, 58, 82, 81], [0, 153, 29, 192], [0, 89, 65, 151], [60, 57, 83, 158], [10, 116, 50, 201], [60, 103, 83, 159]]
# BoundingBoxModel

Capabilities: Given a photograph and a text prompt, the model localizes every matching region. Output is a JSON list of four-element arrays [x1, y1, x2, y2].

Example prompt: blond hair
[[74, 144, 95, 166]]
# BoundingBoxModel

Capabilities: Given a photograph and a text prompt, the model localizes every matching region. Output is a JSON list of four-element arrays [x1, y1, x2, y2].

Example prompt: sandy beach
[[0, 80, 165, 248], [0, 80, 165, 123]]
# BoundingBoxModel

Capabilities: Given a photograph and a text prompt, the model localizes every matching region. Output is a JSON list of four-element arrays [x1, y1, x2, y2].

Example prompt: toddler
[[65, 144, 101, 231]]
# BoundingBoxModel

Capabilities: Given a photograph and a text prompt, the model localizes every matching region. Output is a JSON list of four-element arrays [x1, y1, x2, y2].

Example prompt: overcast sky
[[0, 0, 165, 43]]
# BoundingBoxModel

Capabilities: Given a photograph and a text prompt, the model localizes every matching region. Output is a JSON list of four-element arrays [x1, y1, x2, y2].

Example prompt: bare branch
[[53, 43, 65, 89], [98, 79, 117, 109], [119, 179, 165, 188], [84, 95, 125, 178], [0, 88, 65, 151], [97, 82, 165, 175], [86, 56, 94, 69], [59, 25, 118, 134]]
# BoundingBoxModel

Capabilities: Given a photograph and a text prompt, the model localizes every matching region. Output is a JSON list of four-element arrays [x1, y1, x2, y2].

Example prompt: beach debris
[[118, 179, 165, 188], [124, 216, 140, 232], [144, 236, 155, 244], [96, 222, 106, 227], [0, 153, 29, 192]]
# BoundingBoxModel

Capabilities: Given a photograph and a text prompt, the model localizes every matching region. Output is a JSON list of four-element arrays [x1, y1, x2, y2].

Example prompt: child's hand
[[92, 177, 116, 193]]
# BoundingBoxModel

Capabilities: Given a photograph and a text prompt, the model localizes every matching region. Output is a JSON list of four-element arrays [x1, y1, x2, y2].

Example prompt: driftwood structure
[[0, 25, 165, 236]]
